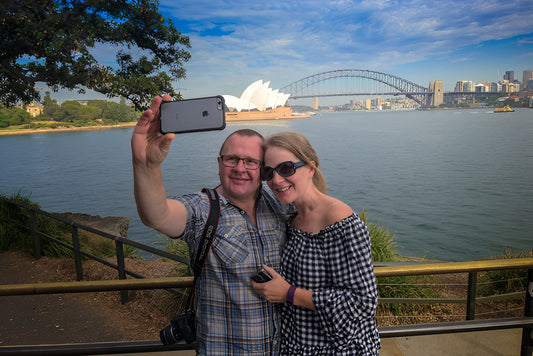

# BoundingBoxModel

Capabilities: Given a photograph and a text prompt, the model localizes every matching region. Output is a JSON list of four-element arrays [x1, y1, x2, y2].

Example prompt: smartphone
[[251, 267, 273, 283], [160, 96, 226, 134]]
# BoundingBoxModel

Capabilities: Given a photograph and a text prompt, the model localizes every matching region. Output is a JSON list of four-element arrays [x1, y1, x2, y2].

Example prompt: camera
[[251, 267, 273, 283], [159, 310, 196, 345]]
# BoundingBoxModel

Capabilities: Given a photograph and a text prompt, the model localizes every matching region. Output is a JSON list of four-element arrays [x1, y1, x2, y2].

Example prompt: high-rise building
[[522, 70, 533, 90], [454, 80, 474, 92], [504, 71, 514, 82], [501, 82, 518, 93], [475, 84, 488, 92]]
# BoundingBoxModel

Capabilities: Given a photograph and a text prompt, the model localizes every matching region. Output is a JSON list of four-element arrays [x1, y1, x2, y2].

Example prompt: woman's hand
[[251, 265, 291, 303]]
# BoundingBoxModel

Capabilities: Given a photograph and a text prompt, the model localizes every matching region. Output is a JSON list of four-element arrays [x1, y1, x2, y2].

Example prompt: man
[[132, 96, 286, 355]]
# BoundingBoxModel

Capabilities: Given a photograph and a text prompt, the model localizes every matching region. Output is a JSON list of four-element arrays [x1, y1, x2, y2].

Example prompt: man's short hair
[[219, 129, 264, 155]]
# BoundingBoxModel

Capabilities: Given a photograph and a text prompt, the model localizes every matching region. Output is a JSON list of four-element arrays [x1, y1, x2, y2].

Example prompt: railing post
[[466, 272, 477, 320], [521, 268, 533, 356], [115, 240, 129, 304], [71, 225, 84, 281], [31, 210, 41, 259]]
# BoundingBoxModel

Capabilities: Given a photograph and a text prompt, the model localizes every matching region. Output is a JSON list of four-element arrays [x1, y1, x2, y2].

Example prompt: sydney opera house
[[222, 80, 309, 121]]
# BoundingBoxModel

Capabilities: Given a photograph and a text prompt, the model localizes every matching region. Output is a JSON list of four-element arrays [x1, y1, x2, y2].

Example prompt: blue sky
[[53, 0, 533, 106]]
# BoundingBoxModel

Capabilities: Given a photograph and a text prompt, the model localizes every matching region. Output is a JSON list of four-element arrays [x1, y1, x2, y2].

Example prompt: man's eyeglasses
[[262, 161, 306, 181], [220, 155, 262, 170]]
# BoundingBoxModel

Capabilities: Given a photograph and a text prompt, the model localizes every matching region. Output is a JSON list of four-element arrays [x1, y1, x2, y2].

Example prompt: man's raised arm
[[131, 95, 188, 237]]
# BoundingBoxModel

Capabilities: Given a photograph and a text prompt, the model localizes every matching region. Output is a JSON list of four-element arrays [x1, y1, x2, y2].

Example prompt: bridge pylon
[[428, 80, 443, 107], [312, 97, 319, 110]]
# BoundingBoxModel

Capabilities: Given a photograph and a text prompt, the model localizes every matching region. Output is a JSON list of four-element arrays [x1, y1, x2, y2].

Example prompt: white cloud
[[77, 0, 533, 102]]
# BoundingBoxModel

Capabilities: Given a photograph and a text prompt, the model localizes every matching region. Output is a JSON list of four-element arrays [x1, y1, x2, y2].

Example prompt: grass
[[479, 247, 532, 296]]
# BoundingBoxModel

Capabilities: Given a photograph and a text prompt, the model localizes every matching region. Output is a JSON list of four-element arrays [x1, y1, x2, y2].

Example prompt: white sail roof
[[240, 80, 263, 103], [265, 89, 279, 110], [222, 95, 258, 112], [223, 80, 291, 112]]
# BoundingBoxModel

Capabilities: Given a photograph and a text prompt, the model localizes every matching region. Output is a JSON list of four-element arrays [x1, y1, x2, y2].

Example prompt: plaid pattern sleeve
[[174, 189, 285, 355], [280, 214, 381, 355]]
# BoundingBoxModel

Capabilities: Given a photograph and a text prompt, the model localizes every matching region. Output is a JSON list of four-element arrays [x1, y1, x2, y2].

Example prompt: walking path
[[0, 251, 163, 346]]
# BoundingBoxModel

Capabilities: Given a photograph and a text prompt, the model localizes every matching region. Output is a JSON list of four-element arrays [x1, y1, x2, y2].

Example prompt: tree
[[0, 106, 31, 127], [1, 0, 190, 111], [42, 91, 59, 119], [99, 101, 137, 122], [53, 100, 104, 122]]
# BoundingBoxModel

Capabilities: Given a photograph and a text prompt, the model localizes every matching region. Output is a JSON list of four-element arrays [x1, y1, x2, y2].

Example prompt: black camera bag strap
[[160, 189, 220, 346], [192, 188, 220, 279], [182, 188, 220, 313]]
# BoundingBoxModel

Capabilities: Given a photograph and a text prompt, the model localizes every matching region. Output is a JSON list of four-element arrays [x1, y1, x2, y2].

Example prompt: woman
[[252, 131, 381, 355]]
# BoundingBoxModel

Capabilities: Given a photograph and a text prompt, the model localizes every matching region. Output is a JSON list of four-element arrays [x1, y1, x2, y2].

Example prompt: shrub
[[0, 192, 138, 259], [360, 209, 398, 262], [479, 248, 532, 295], [0, 191, 70, 256]]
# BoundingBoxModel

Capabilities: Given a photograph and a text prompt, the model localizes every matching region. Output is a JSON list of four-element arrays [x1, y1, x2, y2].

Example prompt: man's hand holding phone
[[132, 95, 175, 168]]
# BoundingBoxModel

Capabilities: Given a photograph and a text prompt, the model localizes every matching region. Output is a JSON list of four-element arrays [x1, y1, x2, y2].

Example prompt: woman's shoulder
[[322, 196, 353, 226]]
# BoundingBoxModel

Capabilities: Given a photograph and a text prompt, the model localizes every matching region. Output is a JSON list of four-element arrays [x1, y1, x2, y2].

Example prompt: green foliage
[[94, 53, 183, 111], [89, 100, 138, 122], [0, 192, 139, 259], [41, 92, 59, 119], [164, 236, 191, 277], [53, 212, 139, 259], [0, 191, 70, 256], [17, 93, 139, 126], [377, 275, 439, 299], [0, 191, 37, 251], [53, 100, 99, 122], [0, 106, 32, 127], [479, 248, 532, 295], [360, 209, 398, 262], [1, 0, 190, 111], [161, 236, 195, 315], [165, 237, 190, 260]]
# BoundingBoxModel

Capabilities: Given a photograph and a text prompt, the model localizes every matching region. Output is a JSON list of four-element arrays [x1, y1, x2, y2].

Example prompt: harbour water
[[1, 108, 532, 261]]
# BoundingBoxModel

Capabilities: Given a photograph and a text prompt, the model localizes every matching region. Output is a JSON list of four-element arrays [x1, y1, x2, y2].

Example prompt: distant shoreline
[[0, 122, 138, 136]]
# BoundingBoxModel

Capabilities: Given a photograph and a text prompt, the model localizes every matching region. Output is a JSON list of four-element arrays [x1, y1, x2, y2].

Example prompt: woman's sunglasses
[[262, 161, 306, 181]]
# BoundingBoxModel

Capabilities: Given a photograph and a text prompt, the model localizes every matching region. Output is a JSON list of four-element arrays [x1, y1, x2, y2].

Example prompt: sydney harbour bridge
[[279, 69, 480, 107]]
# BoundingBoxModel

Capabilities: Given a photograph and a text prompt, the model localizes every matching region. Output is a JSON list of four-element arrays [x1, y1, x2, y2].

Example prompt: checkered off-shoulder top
[[279, 213, 381, 355]]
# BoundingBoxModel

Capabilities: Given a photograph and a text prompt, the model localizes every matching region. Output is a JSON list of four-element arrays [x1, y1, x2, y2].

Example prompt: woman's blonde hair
[[264, 132, 327, 193]]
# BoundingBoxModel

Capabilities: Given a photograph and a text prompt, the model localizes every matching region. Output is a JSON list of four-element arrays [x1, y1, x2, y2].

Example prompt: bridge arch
[[280, 69, 429, 105]]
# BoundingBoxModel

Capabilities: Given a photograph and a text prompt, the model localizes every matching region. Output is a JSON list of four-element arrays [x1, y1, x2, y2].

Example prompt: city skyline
[[44, 0, 533, 106]]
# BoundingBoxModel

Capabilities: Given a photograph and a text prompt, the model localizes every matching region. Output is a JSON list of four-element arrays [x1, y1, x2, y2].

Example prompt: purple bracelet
[[287, 285, 297, 305]]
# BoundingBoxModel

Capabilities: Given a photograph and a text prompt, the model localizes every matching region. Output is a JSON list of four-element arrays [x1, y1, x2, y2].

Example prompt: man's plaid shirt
[[175, 187, 287, 355]]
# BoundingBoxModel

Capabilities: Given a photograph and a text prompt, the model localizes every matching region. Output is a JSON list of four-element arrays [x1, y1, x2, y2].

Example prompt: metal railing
[[375, 259, 530, 321], [1, 196, 532, 355], [1, 260, 531, 355], [0, 196, 190, 303]]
